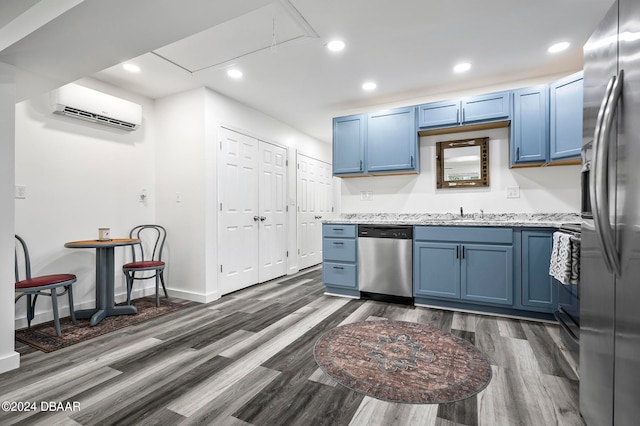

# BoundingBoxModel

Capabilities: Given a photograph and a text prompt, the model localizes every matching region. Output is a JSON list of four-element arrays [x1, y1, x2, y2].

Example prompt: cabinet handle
[[462, 246, 465, 259], [516, 147, 520, 161], [360, 160, 363, 171], [456, 246, 459, 259], [333, 241, 344, 245], [253, 216, 260, 222], [333, 228, 344, 231], [333, 266, 344, 270], [410, 155, 414, 167]]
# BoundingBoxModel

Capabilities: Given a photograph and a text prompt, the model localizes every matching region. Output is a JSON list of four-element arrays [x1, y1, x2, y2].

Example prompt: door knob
[[253, 216, 260, 221], [260, 216, 266, 221]]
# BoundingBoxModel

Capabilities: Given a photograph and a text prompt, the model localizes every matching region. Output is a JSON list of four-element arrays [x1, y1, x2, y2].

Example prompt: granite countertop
[[322, 212, 581, 228]]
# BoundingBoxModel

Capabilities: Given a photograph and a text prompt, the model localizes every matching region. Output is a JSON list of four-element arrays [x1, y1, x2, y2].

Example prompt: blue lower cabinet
[[520, 230, 559, 312], [323, 262, 357, 289], [322, 224, 358, 297], [413, 226, 514, 308], [461, 244, 513, 305], [414, 242, 460, 299]]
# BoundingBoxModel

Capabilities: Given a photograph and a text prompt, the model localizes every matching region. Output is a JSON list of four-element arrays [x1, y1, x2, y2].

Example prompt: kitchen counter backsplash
[[323, 212, 581, 228]]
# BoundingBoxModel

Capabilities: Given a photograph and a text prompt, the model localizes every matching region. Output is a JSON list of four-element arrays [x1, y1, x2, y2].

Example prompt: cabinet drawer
[[414, 226, 513, 244], [323, 262, 357, 288], [323, 238, 357, 262], [323, 224, 357, 238]]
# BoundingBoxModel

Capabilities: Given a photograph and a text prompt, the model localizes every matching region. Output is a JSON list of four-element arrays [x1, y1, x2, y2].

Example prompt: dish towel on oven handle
[[549, 231, 580, 285]]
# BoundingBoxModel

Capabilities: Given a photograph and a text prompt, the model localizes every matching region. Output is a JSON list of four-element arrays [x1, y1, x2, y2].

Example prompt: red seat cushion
[[16, 274, 76, 289], [123, 260, 165, 269]]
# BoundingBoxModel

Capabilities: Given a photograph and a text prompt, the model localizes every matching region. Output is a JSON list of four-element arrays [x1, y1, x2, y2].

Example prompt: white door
[[298, 153, 333, 270], [219, 128, 259, 295], [258, 141, 287, 282]]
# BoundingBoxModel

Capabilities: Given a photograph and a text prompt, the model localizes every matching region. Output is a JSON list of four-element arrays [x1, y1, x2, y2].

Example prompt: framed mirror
[[436, 137, 489, 188]]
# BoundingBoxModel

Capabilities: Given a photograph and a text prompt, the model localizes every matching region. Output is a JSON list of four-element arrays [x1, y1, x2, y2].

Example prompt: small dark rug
[[313, 320, 492, 404], [15, 298, 189, 353]]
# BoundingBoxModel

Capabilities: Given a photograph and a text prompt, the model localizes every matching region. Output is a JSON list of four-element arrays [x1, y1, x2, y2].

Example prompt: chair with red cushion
[[123, 225, 168, 307], [15, 235, 76, 337]]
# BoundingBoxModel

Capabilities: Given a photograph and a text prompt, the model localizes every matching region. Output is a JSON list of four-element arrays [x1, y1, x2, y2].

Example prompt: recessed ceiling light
[[327, 40, 346, 52], [227, 69, 243, 79], [453, 62, 471, 73], [122, 63, 140, 73], [362, 81, 377, 91], [548, 41, 570, 53]]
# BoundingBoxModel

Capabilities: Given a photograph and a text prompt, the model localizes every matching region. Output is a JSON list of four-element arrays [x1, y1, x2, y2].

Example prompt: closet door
[[219, 128, 259, 295], [258, 141, 287, 282], [298, 153, 333, 270]]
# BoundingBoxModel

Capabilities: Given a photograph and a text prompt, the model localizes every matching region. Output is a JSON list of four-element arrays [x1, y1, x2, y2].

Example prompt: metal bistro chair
[[15, 235, 76, 337], [123, 225, 168, 307]]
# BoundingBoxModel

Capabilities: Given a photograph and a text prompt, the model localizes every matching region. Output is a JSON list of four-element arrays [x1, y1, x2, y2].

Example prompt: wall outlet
[[506, 186, 520, 198], [175, 192, 182, 203], [15, 185, 27, 199], [360, 191, 373, 201]]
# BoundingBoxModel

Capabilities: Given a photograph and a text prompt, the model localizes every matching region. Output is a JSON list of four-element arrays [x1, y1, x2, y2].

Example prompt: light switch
[[15, 185, 26, 199], [360, 191, 373, 201]]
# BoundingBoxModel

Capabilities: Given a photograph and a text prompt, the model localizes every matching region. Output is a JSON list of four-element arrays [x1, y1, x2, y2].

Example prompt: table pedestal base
[[75, 305, 138, 326]]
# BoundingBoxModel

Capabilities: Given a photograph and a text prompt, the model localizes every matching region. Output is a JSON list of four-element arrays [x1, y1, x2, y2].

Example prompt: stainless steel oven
[[554, 224, 581, 365]]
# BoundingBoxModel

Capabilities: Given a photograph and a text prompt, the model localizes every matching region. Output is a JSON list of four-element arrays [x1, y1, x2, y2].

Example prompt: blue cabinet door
[[414, 242, 460, 299], [461, 244, 513, 305], [511, 86, 550, 165], [333, 114, 365, 175], [521, 230, 558, 311], [367, 106, 418, 173], [417, 100, 460, 128], [462, 91, 510, 124], [550, 71, 583, 161]]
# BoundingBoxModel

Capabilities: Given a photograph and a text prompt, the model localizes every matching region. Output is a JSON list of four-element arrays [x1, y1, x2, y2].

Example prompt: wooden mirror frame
[[436, 137, 490, 189]]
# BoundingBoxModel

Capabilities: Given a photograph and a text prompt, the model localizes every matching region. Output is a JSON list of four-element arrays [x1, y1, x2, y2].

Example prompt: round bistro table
[[64, 238, 140, 326]]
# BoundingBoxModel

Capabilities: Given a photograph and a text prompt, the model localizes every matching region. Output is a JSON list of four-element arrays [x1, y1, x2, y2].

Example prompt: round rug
[[313, 320, 492, 404]]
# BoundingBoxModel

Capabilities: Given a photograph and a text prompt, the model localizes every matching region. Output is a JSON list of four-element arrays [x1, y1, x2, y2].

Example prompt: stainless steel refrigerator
[[581, 0, 640, 425]]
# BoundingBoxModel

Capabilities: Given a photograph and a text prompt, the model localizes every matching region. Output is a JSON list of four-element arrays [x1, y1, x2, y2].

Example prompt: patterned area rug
[[15, 298, 189, 353], [314, 320, 492, 404]]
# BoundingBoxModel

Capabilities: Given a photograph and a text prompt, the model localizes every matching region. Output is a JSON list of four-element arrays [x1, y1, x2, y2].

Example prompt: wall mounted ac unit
[[51, 83, 142, 131]]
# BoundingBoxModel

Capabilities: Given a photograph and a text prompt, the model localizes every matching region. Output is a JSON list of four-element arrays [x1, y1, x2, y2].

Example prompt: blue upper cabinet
[[332, 107, 418, 177], [550, 71, 583, 161], [417, 100, 460, 128], [367, 106, 418, 173], [418, 91, 510, 129], [461, 91, 510, 124], [333, 114, 366, 175], [511, 86, 550, 165]]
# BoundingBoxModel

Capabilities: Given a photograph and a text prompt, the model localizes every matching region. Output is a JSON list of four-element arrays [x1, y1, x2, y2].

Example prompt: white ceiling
[[1, 0, 614, 143]]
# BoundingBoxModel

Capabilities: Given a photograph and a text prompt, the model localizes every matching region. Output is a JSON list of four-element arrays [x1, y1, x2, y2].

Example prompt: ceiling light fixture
[[362, 81, 377, 91], [548, 41, 570, 53], [122, 63, 140, 73], [327, 40, 346, 52], [227, 69, 243, 79], [453, 62, 471, 73]]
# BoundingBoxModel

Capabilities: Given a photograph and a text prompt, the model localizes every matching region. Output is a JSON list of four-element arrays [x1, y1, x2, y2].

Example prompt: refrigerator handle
[[593, 71, 624, 275]]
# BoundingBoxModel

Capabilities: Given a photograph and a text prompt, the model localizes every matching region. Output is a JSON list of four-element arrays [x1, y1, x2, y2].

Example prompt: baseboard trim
[[166, 288, 218, 304], [0, 351, 20, 374]]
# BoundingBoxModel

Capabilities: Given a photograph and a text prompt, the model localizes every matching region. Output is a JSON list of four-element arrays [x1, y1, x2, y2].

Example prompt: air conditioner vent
[[51, 84, 142, 131]]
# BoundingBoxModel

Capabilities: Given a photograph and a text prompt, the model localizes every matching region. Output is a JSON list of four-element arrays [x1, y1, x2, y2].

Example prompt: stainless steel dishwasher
[[357, 224, 413, 300]]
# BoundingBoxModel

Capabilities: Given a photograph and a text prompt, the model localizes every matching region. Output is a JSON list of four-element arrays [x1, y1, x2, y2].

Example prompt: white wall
[[13, 78, 157, 328], [0, 62, 19, 374], [155, 87, 331, 302], [337, 73, 582, 215], [340, 127, 580, 214]]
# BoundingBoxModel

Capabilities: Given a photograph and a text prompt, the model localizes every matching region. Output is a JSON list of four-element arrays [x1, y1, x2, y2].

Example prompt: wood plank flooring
[[1, 266, 582, 426]]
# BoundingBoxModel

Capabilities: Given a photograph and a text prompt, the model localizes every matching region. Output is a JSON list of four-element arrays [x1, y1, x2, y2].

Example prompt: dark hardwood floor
[[1, 266, 581, 425]]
